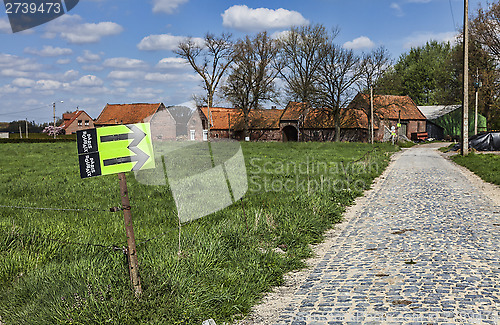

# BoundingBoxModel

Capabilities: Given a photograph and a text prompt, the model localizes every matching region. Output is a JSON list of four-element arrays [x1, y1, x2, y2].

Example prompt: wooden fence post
[[118, 172, 142, 296]]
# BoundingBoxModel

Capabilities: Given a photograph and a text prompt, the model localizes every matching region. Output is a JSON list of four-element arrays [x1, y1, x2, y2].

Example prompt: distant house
[[94, 103, 176, 140], [346, 94, 427, 142], [59, 110, 94, 134], [418, 105, 487, 140]]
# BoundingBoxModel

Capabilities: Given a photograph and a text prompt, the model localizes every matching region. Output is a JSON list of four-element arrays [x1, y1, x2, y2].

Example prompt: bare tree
[[358, 46, 392, 143], [276, 24, 334, 103], [313, 43, 362, 142], [175, 33, 234, 135], [223, 32, 280, 139], [470, 2, 500, 59]]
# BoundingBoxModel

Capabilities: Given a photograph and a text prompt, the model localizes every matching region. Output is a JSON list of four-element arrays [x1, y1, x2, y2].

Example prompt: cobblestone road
[[258, 146, 500, 325]]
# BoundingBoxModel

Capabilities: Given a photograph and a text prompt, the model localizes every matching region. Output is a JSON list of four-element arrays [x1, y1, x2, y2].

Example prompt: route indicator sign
[[76, 123, 155, 178]]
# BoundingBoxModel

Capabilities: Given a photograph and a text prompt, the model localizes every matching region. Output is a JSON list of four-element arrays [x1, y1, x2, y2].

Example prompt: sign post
[[118, 172, 142, 296], [76, 123, 155, 296]]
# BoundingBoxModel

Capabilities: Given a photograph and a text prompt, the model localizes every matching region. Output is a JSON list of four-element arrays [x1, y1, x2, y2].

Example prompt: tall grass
[[0, 141, 396, 324]]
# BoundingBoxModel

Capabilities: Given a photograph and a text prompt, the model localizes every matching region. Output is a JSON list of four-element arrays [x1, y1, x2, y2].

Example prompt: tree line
[[176, 25, 390, 141], [177, 3, 500, 139]]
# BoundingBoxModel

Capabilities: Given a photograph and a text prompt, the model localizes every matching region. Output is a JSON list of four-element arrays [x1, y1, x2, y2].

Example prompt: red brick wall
[[65, 112, 95, 134]]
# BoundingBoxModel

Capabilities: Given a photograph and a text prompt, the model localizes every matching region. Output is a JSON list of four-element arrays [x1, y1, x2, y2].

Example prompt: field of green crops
[[0, 141, 397, 325]]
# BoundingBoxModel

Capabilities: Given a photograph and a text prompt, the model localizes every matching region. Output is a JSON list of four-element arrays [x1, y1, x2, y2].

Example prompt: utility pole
[[53, 101, 63, 139], [25, 118, 28, 138], [462, 0, 469, 156], [474, 67, 482, 135], [53, 102, 56, 139], [370, 86, 374, 144]]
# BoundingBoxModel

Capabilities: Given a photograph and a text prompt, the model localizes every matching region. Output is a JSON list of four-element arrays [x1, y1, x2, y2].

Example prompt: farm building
[[190, 107, 283, 141], [59, 110, 95, 134], [94, 103, 177, 140], [346, 93, 427, 142], [418, 105, 487, 140]]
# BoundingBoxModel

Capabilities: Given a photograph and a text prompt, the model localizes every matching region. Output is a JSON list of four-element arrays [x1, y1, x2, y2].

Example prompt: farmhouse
[[346, 93, 427, 142], [94, 103, 176, 140], [59, 110, 94, 134]]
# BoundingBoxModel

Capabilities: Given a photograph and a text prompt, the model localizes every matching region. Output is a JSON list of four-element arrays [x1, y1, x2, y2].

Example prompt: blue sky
[[0, 0, 483, 123]]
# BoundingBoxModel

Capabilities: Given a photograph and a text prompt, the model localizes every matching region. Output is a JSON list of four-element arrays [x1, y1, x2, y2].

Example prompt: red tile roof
[[200, 107, 283, 130], [345, 93, 426, 129], [303, 108, 336, 129], [281, 102, 310, 120], [94, 103, 164, 125], [60, 110, 84, 128]]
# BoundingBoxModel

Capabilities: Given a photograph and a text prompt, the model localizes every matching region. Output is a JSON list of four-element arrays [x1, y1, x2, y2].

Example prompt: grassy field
[[0, 141, 397, 324], [452, 153, 500, 186]]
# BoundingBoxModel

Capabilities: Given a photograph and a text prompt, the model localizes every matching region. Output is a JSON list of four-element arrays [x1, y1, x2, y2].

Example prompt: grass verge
[[452, 152, 500, 186], [0, 141, 397, 324]]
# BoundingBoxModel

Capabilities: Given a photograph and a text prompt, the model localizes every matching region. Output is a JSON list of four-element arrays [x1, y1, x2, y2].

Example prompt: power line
[[449, 0, 457, 31], [0, 104, 51, 117]]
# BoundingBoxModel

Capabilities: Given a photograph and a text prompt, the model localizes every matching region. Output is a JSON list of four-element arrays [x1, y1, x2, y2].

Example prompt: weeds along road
[[239, 143, 500, 325]]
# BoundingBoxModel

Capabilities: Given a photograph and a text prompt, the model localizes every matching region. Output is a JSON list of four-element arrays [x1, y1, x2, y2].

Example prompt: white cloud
[[390, 3, 404, 17], [77, 50, 102, 63], [111, 80, 131, 87], [137, 34, 203, 51], [35, 80, 68, 91], [271, 30, 292, 40], [12, 78, 35, 88], [24, 45, 73, 57], [152, 0, 188, 14], [127, 87, 163, 99], [0, 18, 12, 34], [72, 75, 104, 87], [103, 57, 148, 69], [1, 69, 29, 77], [63, 70, 80, 81], [403, 31, 457, 49], [343, 36, 376, 50], [82, 65, 104, 71], [57, 58, 71, 64], [0, 54, 43, 73], [43, 15, 123, 44], [107, 70, 145, 79], [221, 5, 309, 32], [156, 57, 189, 69]]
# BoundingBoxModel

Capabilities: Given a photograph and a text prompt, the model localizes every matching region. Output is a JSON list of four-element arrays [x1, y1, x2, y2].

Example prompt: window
[[77, 120, 82, 126], [190, 130, 196, 141], [84, 120, 89, 126]]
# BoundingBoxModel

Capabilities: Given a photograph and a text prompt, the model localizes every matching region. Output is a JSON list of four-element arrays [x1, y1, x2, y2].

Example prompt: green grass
[[0, 141, 397, 324], [452, 153, 500, 186]]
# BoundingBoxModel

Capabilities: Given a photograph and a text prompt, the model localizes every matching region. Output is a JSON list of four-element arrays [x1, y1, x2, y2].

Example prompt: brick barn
[[345, 93, 427, 142]]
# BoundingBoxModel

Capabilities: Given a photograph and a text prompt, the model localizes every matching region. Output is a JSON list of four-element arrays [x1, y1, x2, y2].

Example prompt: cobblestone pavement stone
[[257, 146, 500, 325]]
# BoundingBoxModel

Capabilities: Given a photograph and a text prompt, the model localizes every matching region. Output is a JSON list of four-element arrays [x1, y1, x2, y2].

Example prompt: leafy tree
[[377, 41, 454, 106], [223, 32, 280, 138]]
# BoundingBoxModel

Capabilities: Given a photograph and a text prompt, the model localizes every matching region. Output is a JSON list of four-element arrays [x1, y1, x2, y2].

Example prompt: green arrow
[[100, 124, 149, 171]]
